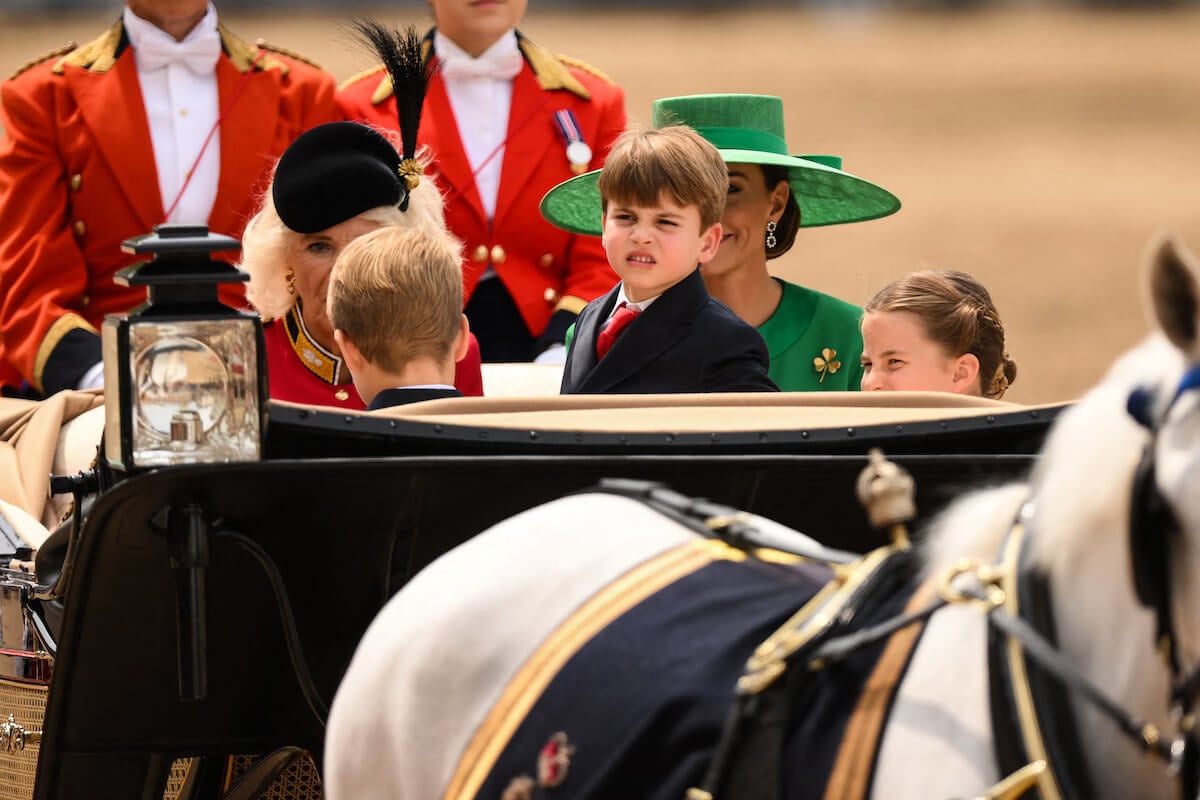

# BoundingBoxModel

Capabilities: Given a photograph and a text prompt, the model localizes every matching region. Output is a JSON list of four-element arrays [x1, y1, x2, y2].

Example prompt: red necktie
[[596, 302, 641, 360]]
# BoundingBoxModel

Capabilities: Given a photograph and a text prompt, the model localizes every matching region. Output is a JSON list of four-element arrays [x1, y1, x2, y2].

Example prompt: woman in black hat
[[239, 120, 483, 408], [242, 24, 484, 408]]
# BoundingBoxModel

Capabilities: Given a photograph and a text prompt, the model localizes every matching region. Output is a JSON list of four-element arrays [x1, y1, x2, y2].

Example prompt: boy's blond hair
[[597, 125, 728, 229], [328, 226, 463, 373]]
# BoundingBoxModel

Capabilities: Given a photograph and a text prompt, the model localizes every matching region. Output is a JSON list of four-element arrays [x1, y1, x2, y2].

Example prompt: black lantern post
[[101, 223, 267, 475]]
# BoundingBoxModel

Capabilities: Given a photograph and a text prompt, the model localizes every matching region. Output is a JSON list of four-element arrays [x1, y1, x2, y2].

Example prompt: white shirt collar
[[614, 286, 660, 316], [433, 28, 521, 78], [124, 2, 219, 52]]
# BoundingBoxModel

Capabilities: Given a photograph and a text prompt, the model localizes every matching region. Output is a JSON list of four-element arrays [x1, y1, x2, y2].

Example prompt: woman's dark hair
[[760, 164, 800, 259], [865, 269, 1018, 399]]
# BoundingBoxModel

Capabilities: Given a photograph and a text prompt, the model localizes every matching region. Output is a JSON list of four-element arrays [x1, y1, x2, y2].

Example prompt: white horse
[[323, 232, 1200, 800]]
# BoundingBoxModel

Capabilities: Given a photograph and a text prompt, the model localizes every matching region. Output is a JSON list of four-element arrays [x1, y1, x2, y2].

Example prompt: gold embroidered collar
[[284, 304, 349, 385]]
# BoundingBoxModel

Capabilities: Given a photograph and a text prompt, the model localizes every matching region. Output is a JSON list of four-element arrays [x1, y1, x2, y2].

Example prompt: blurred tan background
[[3, 5, 1199, 404]]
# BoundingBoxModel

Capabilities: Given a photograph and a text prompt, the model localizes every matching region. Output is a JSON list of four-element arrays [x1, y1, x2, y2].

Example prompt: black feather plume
[[350, 19, 429, 162]]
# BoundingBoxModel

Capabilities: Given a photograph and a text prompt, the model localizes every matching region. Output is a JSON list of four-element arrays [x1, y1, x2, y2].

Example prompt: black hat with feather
[[272, 21, 431, 234]]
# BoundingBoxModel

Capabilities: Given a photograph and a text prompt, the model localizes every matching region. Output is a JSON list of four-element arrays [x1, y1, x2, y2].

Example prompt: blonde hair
[[327, 226, 464, 373], [239, 150, 448, 321], [865, 269, 1017, 399], [597, 125, 728, 229]]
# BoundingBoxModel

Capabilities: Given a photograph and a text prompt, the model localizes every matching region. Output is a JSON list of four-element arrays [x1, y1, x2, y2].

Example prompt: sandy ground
[[3, 5, 1199, 404]]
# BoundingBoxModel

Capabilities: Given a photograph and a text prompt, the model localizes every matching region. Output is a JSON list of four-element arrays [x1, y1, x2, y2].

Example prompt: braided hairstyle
[[865, 269, 1017, 399]]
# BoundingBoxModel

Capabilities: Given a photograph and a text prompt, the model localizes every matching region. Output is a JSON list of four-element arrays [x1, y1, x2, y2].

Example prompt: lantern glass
[[124, 318, 260, 468]]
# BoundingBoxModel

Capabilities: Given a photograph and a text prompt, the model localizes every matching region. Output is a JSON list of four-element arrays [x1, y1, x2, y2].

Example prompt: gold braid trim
[[556, 54, 615, 85], [255, 39, 324, 72], [53, 22, 121, 75], [517, 36, 590, 100], [338, 64, 386, 92], [554, 295, 588, 316], [10, 42, 77, 81], [33, 313, 99, 395]]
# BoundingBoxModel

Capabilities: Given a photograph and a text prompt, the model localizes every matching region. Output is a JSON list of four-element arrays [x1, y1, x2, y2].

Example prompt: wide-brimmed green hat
[[541, 93, 901, 236]]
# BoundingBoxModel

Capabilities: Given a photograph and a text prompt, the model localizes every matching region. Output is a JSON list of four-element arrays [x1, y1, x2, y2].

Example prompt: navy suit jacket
[[560, 269, 778, 395], [367, 387, 464, 410]]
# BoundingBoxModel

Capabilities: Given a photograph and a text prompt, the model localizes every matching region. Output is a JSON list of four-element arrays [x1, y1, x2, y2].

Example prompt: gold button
[[81, 294, 90, 307], [543, 287, 559, 304], [472, 245, 488, 263], [539, 253, 554, 268], [72, 220, 86, 238], [180, 108, 188, 118], [490, 245, 506, 265], [69, 173, 82, 192], [334, 389, 350, 402]]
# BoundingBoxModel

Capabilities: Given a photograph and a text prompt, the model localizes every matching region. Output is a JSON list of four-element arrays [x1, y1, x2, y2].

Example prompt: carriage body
[[0, 389, 1062, 800]]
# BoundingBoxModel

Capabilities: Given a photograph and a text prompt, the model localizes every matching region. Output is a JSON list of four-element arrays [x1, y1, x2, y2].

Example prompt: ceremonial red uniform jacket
[[337, 32, 625, 342], [263, 307, 484, 409], [0, 22, 339, 396]]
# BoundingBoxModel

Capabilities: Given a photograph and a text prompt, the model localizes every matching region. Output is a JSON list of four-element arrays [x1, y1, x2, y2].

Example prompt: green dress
[[758, 280, 865, 392]]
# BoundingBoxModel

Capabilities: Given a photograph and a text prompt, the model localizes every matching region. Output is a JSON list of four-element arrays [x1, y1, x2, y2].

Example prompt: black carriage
[[0, 226, 1066, 799]]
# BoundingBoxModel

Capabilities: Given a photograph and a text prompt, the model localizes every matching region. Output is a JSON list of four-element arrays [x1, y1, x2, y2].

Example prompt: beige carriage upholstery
[[480, 362, 566, 398], [0, 389, 104, 544], [361, 389, 1040, 432]]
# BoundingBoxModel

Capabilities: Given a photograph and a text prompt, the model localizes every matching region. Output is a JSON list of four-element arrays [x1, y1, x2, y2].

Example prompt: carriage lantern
[[101, 223, 267, 473]]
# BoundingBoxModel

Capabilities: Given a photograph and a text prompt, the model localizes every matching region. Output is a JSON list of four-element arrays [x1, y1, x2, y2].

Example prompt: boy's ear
[[452, 314, 471, 363], [697, 222, 723, 265], [951, 352, 981, 394], [334, 329, 365, 373]]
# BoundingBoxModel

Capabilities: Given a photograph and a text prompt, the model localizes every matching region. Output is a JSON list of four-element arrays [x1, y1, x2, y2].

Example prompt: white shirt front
[[124, 2, 221, 225], [434, 29, 520, 223]]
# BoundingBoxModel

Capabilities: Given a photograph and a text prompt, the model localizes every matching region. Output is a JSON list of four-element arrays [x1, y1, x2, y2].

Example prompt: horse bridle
[[1123, 362, 1200, 796], [984, 362, 1200, 800]]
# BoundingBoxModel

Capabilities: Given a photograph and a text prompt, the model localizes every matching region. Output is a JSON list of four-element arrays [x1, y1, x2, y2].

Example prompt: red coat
[[0, 22, 339, 395], [338, 32, 625, 341], [263, 308, 483, 409]]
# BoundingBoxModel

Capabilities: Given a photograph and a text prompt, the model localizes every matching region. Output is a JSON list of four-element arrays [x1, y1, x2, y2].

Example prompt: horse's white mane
[[921, 232, 1196, 581]]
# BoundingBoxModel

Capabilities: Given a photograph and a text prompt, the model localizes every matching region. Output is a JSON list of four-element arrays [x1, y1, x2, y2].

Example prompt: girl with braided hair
[[859, 269, 1017, 399]]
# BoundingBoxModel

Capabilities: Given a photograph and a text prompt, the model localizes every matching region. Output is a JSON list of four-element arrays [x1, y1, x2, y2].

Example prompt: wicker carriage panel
[[228, 753, 322, 799], [0, 680, 45, 800]]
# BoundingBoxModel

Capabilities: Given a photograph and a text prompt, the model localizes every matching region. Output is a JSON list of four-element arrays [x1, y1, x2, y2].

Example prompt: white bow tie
[[438, 47, 523, 82], [136, 27, 221, 75]]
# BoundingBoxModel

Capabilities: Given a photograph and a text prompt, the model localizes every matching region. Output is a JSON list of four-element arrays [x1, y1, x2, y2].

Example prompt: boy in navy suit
[[544, 125, 778, 394], [328, 226, 472, 410]]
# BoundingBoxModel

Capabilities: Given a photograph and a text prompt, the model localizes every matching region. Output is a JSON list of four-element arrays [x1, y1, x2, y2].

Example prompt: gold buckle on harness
[[938, 558, 1007, 610]]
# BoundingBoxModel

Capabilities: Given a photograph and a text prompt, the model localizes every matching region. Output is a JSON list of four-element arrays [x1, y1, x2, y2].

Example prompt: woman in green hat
[[658, 94, 900, 392], [541, 93, 901, 392]]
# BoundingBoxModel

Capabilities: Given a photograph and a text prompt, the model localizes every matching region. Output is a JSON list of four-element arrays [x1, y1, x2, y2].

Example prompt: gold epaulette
[[255, 39, 323, 71], [517, 37, 590, 101], [53, 22, 122, 75], [556, 54, 614, 85], [338, 64, 387, 92], [9, 42, 77, 81]]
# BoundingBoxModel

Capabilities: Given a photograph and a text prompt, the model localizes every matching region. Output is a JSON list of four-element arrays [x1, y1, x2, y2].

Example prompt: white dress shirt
[[124, 2, 221, 226], [434, 29, 521, 224]]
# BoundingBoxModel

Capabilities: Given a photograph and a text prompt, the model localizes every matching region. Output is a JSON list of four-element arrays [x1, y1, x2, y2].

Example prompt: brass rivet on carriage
[[334, 389, 349, 402], [543, 287, 559, 304], [72, 220, 86, 238], [1142, 724, 1161, 747], [539, 253, 553, 268], [490, 245, 507, 264], [472, 245, 488, 263], [69, 173, 82, 191]]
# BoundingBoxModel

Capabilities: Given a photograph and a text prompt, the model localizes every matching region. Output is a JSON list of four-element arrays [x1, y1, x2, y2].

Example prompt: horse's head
[[1128, 233, 1200, 693]]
